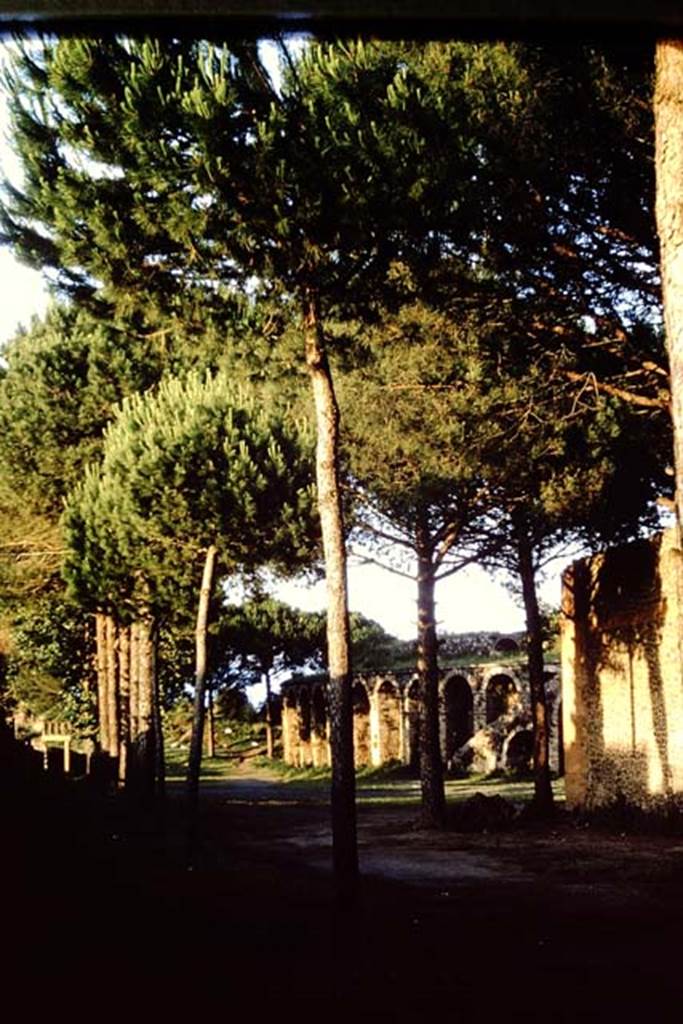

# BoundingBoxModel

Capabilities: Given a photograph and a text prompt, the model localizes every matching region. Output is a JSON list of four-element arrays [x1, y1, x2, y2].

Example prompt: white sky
[[274, 559, 572, 640], [0, 48, 572, 644]]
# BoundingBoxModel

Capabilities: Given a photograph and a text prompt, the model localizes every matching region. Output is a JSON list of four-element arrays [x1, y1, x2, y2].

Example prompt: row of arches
[[281, 667, 548, 771]]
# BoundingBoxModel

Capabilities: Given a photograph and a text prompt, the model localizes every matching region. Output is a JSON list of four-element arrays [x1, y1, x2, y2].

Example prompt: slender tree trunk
[[656, 40, 683, 530], [151, 626, 165, 802], [206, 682, 215, 759], [117, 624, 130, 787], [516, 528, 554, 816], [105, 613, 119, 764], [264, 668, 274, 759], [303, 290, 357, 892], [187, 545, 218, 858], [126, 620, 140, 790], [95, 611, 110, 755], [129, 621, 140, 745], [415, 515, 446, 829], [83, 615, 94, 696]]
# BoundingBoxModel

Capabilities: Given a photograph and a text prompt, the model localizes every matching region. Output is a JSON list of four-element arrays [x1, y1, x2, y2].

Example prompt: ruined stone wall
[[562, 529, 683, 809], [280, 661, 561, 775]]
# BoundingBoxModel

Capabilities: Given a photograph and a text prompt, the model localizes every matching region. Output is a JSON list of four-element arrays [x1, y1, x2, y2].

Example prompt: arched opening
[[407, 678, 421, 770], [494, 636, 519, 653], [298, 688, 311, 742], [312, 686, 326, 738], [443, 675, 473, 761], [485, 674, 518, 724], [377, 679, 401, 762], [353, 682, 371, 767], [505, 729, 533, 774]]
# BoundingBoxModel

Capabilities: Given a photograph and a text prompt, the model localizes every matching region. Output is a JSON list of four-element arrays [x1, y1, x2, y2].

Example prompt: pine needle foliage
[[62, 370, 318, 618]]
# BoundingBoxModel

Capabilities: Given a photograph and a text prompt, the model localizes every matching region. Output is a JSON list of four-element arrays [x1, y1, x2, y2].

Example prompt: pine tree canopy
[[1, 37, 659, 342], [338, 293, 670, 586], [215, 595, 409, 681], [62, 370, 319, 617]]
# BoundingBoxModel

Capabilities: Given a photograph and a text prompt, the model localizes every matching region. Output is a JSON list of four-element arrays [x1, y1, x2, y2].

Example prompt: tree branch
[[565, 370, 670, 410], [434, 555, 480, 581], [348, 548, 415, 580]]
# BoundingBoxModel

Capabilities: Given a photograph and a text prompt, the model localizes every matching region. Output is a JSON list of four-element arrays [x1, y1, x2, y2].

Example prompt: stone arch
[[485, 673, 519, 724], [311, 685, 328, 767], [406, 678, 421, 769], [503, 728, 533, 773], [443, 675, 474, 762], [353, 681, 371, 767], [376, 679, 401, 762], [297, 687, 312, 766]]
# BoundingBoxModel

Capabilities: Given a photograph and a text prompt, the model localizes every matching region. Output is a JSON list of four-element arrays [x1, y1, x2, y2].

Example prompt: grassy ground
[[167, 748, 566, 806]]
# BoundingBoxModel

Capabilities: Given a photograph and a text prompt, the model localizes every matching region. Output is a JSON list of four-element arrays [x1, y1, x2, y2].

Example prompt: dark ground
[[6, 760, 683, 1021]]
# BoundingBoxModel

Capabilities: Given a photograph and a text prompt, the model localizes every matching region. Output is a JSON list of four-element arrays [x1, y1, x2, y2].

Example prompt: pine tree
[[63, 369, 319, 800], [338, 287, 670, 816], [217, 596, 326, 757], [0, 305, 163, 729], [337, 301, 504, 825]]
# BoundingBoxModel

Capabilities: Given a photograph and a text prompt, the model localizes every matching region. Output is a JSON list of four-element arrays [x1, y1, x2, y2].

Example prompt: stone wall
[[561, 528, 683, 809], [281, 662, 561, 774]]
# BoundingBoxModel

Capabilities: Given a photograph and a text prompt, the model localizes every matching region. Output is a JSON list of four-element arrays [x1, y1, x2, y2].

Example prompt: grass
[[249, 756, 415, 785], [165, 734, 266, 780], [445, 773, 566, 803], [174, 750, 567, 807], [164, 749, 254, 780]]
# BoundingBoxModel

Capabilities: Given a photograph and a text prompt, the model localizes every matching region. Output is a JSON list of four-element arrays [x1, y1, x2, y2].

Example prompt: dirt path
[[191, 762, 683, 893], [11, 765, 683, 1020], [169, 766, 683, 1018]]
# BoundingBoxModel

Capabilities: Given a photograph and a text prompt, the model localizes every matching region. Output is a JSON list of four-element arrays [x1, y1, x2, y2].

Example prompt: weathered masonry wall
[[281, 663, 561, 774], [562, 529, 683, 809]]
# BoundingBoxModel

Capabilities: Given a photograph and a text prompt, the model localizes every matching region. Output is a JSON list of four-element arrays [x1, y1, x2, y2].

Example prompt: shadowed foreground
[[6, 762, 683, 1020]]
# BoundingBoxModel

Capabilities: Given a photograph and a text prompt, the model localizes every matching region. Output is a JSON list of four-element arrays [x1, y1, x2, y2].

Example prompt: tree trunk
[[105, 613, 119, 764], [303, 290, 358, 892], [134, 613, 157, 802], [129, 621, 140, 746], [117, 624, 130, 787], [126, 620, 140, 791], [656, 40, 683, 529], [264, 668, 274, 759], [151, 626, 165, 802], [516, 528, 554, 816], [206, 682, 215, 759], [83, 614, 94, 696], [186, 544, 218, 858], [415, 515, 446, 829], [95, 611, 110, 755]]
